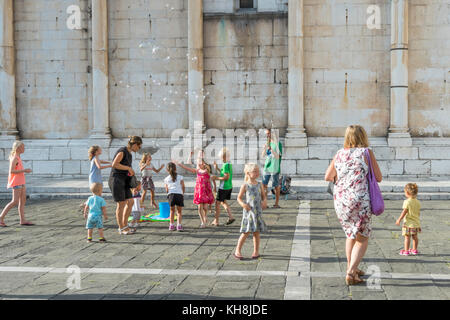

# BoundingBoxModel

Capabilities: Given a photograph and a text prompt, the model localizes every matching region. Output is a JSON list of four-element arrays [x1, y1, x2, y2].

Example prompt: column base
[[0, 130, 20, 148], [285, 128, 308, 147], [388, 131, 412, 147], [89, 130, 112, 148]]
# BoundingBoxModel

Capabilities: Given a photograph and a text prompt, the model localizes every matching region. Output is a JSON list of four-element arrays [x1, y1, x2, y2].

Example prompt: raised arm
[[153, 164, 165, 173], [175, 161, 197, 174]]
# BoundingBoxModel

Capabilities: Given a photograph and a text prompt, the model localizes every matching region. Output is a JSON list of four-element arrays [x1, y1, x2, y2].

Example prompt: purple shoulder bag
[[364, 148, 384, 216]]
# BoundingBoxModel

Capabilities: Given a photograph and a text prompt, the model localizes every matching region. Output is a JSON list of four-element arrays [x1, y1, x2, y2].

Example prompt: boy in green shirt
[[211, 148, 235, 226]]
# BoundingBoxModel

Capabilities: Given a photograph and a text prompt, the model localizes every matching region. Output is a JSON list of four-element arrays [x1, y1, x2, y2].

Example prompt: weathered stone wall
[[14, 0, 90, 139], [409, 1, 450, 137], [303, 0, 391, 137], [108, 0, 189, 138], [204, 13, 289, 134]]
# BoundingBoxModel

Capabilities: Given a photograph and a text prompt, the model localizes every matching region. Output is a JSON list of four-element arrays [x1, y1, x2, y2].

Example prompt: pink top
[[7, 156, 26, 188]]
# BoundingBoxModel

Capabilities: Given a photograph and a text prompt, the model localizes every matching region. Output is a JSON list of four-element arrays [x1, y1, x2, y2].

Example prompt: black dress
[[108, 146, 133, 202]]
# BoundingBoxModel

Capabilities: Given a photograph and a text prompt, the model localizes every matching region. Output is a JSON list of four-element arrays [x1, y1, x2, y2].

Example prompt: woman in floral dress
[[325, 125, 382, 285]]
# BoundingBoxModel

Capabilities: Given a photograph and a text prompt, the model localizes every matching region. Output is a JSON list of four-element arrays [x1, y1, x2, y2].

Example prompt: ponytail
[[167, 162, 177, 182]]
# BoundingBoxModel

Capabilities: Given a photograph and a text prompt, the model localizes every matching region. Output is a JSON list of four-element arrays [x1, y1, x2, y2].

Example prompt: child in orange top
[[0, 141, 33, 227]]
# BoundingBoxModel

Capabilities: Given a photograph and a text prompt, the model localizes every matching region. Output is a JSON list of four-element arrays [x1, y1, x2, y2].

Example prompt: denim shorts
[[262, 173, 280, 188], [86, 214, 103, 229], [12, 185, 25, 190]]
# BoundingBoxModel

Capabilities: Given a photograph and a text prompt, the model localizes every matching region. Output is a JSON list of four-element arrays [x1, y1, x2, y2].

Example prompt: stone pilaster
[[285, 0, 307, 148], [90, 0, 111, 147], [388, 0, 411, 147], [0, 0, 19, 142], [188, 0, 205, 135]]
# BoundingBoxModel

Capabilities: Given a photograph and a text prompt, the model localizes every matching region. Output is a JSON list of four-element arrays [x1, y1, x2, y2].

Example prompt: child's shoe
[[177, 224, 183, 231], [399, 249, 410, 256], [409, 249, 418, 255], [169, 224, 176, 231]]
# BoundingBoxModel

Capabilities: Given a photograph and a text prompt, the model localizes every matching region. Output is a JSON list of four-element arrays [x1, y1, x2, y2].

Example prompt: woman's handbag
[[364, 148, 384, 215]]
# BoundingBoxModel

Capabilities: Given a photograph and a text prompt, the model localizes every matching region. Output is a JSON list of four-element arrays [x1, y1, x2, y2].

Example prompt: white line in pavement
[[0, 267, 449, 280], [284, 200, 311, 300]]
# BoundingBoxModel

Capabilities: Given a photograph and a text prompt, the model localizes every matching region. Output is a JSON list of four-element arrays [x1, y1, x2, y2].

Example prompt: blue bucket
[[158, 202, 170, 219]]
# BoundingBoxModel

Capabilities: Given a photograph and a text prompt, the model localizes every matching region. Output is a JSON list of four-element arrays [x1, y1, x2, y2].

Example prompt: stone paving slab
[[0, 197, 449, 300], [310, 200, 450, 300]]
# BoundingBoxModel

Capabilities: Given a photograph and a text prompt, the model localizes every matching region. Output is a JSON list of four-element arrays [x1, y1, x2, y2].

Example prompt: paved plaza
[[0, 197, 448, 300]]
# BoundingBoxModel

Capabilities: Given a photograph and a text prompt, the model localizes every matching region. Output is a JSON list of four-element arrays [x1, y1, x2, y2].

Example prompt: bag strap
[[365, 148, 375, 177]]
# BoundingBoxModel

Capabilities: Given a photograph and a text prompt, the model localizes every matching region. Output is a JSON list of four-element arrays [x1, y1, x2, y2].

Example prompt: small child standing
[[234, 163, 267, 260], [129, 182, 145, 232], [0, 141, 33, 227], [164, 162, 185, 231], [212, 148, 235, 226], [396, 183, 421, 256], [83, 183, 108, 242], [140, 153, 164, 208], [175, 159, 215, 228], [88, 145, 111, 185]]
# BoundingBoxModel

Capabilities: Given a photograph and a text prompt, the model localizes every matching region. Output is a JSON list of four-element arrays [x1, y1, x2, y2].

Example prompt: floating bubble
[[171, 101, 175, 105]]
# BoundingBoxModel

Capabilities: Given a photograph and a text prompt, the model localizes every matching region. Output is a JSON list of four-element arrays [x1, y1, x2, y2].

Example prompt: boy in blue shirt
[[83, 183, 108, 242]]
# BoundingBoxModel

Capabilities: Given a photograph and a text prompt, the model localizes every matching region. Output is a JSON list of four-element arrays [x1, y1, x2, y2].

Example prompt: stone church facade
[[0, 0, 449, 177]]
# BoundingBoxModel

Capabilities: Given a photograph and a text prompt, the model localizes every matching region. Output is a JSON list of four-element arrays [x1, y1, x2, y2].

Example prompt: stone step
[[2, 192, 448, 201]]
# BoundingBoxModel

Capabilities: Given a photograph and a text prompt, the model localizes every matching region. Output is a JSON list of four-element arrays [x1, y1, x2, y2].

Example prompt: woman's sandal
[[356, 269, 365, 276], [345, 272, 365, 286]]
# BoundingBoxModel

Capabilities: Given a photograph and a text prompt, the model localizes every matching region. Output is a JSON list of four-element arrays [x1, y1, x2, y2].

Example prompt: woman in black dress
[[109, 136, 142, 235]]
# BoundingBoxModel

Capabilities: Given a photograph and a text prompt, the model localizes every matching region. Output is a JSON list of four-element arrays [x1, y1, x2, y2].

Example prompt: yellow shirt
[[402, 198, 421, 228]]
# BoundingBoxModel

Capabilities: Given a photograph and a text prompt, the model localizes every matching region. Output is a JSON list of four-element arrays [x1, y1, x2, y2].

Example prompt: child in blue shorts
[[83, 182, 108, 242]]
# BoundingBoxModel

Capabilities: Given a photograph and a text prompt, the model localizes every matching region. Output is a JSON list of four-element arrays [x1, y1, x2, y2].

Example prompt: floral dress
[[193, 170, 215, 205], [333, 148, 372, 239], [240, 182, 267, 233]]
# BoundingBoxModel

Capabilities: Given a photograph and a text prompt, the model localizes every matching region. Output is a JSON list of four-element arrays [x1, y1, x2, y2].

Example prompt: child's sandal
[[99, 238, 107, 242], [87, 237, 92, 243]]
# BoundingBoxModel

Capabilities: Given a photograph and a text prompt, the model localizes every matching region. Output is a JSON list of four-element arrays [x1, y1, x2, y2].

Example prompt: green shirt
[[219, 162, 232, 190], [264, 142, 282, 174]]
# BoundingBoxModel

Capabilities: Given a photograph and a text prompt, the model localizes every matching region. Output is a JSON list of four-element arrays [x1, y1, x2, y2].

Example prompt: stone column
[[0, 0, 19, 140], [188, 0, 204, 134], [285, 0, 307, 148], [90, 0, 111, 146], [388, 0, 411, 147]]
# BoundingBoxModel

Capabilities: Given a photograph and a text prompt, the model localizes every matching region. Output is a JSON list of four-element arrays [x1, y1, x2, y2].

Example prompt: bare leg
[[116, 201, 127, 230], [235, 232, 250, 256], [347, 233, 369, 280], [412, 234, 418, 251], [122, 199, 134, 228], [275, 186, 281, 207], [141, 190, 147, 204], [177, 206, 183, 225], [150, 189, 157, 208], [87, 229, 93, 239], [98, 228, 104, 239], [404, 235, 411, 251], [223, 200, 234, 220], [346, 238, 356, 271], [0, 189, 21, 224], [213, 201, 221, 225], [252, 232, 260, 257], [197, 205, 204, 225], [18, 187, 30, 224], [170, 206, 176, 225]]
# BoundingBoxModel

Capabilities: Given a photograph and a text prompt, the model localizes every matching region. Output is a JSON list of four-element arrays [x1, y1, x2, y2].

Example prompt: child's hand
[[395, 219, 401, 226], [103, 214, 108, 221], [83, 213, 87, 219], [24, 168, 32, 173], [211, 175, 217, 180], [262, 200, 267, 210], [244, 204, 251, 212]]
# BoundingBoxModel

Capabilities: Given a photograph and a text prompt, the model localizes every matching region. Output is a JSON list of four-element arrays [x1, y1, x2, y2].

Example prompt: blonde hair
[[9, 141, 24, 159], [90, 183, 103, 195], [219, 147, 230, 162], [88, 145, 100, 161], [244, 163, 259, 182], [344, 125, 369, 149], [405, 183, 418, 198], [140, 152, 151, 167]]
